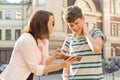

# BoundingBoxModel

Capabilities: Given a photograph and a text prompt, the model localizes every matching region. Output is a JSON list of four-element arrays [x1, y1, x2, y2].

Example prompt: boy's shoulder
[[66, 33, 74, 38], [64, 34, 74, 41], [89, 28, 102, 34], [67, 33, 73, 37], [89, 28, 101, 32]]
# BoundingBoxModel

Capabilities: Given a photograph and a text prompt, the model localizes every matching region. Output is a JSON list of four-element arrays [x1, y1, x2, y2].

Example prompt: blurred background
[[0, 0, 120, 80]]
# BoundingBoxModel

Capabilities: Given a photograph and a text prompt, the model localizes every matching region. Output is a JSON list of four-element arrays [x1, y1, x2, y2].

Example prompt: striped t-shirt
[[61, 29, 105, 80]]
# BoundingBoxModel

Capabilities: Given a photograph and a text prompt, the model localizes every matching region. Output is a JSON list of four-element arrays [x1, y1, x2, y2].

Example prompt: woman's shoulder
[[21, 33, 33, 38], [16, 33, 36, 45]]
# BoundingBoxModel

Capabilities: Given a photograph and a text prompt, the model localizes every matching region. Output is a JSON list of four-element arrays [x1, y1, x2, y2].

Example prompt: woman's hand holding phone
[[62, 55, 82, 61]]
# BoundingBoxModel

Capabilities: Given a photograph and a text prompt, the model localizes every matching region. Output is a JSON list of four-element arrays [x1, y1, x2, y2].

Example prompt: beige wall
[[102, 0, 111, 60], [0, 4, 28, 47]]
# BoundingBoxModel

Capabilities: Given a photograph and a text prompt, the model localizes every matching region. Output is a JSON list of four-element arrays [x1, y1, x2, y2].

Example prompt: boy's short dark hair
[[63, 6, 83, 23]]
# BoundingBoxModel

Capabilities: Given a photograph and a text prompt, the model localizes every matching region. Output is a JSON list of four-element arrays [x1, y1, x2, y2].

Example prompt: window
[[89, 23, 95, 31], [118, 24, 120, 36], [111, 47, 116, 56], [38, 0, 46, 5], [118, 0, 120, 14], [111, 0, 115, 14], [5, 29, 11, 40], [111, 0, 120, 14], [5, 11, 12, 19], [0, 29, 2, 40], [15, 29, 21, 40], [76, 0, 91, 12], [62, 0, 65, 6], [88, 23, 95, 31], [16, 11, 22, 19], [0, 11, 2, 19], [111, 24, 117, 36], [91, 23, 95, 29]]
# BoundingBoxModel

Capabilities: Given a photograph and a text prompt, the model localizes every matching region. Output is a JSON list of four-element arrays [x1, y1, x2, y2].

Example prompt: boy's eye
[[75, 22, 79, 25], [69, 25, 73, 28]]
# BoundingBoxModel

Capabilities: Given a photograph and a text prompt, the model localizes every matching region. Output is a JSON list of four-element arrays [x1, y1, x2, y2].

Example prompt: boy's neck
[[74, 33, 84, 38]]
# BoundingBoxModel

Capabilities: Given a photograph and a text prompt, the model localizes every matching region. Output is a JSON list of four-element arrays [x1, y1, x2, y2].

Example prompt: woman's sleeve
[[0, 65, 10, 79], [17, 35, 45, 75]]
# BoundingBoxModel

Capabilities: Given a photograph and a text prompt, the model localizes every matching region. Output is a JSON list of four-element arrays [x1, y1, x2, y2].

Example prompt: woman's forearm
[[43, 62, 63, 74], [45, 54, 56, 65], [45, 48, 66, 65]]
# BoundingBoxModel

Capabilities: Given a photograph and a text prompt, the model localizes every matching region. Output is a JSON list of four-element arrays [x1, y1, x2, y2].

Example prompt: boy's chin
[[74, 32, 84, 37]]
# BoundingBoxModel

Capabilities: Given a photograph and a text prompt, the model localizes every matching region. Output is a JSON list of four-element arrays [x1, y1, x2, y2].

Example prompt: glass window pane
[[0, 11, 2, 19], [38, 0, 46, 5], [76, 0, 91, 12], [118, 24, 120, 36], [6, 29, 11, 40], [15, 29, 21, 40], [111, 0, 115, 14], [111, 24, 116, 36], [5, 11, 12, 19], [118, 0, 120, 14], [16, 11, 22, 19], [89, 23, 95, 31], [0, 29, 2, 40]]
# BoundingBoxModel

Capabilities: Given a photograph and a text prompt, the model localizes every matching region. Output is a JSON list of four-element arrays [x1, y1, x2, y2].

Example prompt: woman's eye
[[52, 22, 55, 26], [52, 23, 55, 26]]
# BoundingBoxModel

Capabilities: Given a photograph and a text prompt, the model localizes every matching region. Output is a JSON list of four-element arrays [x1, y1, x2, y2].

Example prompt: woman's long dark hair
[[23, 10, 54, 41]]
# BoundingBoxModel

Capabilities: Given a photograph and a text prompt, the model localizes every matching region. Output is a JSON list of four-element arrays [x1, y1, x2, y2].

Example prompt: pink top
[[37, 38, 49, 64], [0, 33, 49, 80]]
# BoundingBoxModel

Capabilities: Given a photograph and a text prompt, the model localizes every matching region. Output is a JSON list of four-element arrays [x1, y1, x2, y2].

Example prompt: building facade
[[0, 1, 28, 64]]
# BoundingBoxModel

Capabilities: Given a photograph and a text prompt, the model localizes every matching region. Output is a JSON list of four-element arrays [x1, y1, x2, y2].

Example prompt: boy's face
[[67, 17, 84, 35]]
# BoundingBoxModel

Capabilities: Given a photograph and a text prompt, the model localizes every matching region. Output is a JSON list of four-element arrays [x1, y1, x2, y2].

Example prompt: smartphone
[[75, 56, 82, 61], [63, 56, 71, 60], [63, 55, 81, 61]]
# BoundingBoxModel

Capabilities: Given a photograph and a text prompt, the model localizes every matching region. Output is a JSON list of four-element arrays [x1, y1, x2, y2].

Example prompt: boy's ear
[[82, 16, 85, 21]]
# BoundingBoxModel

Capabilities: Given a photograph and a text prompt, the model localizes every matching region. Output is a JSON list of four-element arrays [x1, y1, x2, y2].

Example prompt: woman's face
[[48, 15, 55, 34], [67, 17, 84, 35]]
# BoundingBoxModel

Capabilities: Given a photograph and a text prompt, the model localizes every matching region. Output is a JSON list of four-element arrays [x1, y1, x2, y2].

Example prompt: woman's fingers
[[54, 49, 65, 58], [63, 56, 77, 67], [55, 48, 69, 59]]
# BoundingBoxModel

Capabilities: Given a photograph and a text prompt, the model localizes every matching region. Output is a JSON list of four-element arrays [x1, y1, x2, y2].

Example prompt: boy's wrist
[[62, 74, 68, 79], [62, 73, 68, 77]]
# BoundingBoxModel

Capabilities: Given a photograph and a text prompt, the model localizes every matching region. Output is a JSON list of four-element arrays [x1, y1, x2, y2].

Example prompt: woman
[[0, 10, 77, 80]]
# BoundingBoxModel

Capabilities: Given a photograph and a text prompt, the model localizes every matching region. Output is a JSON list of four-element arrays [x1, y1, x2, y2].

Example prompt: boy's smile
[[67, 17, 84, 36]]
